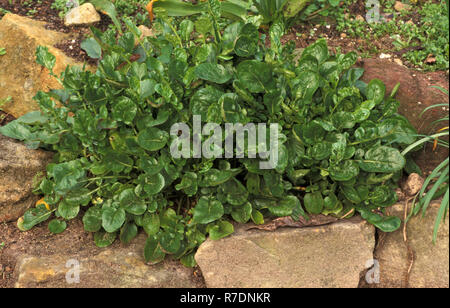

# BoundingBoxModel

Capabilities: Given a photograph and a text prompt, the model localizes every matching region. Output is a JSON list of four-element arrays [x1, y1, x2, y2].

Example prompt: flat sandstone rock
[[195, 216, 375, 288]]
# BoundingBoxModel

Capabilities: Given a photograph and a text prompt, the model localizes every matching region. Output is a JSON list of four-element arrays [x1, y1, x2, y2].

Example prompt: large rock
[[13, 233, 201, 288], [64, 3, 101, 26], [360, 58, 449, 173], [0, 135, 53, 223], [0, 14, 80, 118], [371, 202, 449, 288], [195, 217, 375, 288]]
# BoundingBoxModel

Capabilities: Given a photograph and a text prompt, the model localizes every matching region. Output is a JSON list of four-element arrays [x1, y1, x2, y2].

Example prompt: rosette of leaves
[[0, 0, 418, 266]]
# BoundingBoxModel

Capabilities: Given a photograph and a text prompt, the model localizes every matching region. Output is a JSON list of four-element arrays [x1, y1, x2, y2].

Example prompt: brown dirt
[[0, 111, 15, 126], [0, 0, 110, 64], [0, 218, 95, 288], [0, 217, 206, 288], [282, 0, 441, 71]]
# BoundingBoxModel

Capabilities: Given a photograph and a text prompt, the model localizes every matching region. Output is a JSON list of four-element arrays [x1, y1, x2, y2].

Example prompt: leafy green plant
[[402, 86, 449, 243], [0, 0, 418, 266], [0, 47, 6, 56]]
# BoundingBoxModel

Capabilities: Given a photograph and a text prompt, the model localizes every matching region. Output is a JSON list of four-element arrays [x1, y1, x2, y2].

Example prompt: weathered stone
[[402, 173, 424, 197], [14, 234, 202, 288], [195, 217, 375, 288], [0, 14, 80, 118], [394, 1, 411, 12], [372, 202, 449, 288], [360, 58, 449, 173], [0, 135, 53, 223], [64, 3, 101, 26]]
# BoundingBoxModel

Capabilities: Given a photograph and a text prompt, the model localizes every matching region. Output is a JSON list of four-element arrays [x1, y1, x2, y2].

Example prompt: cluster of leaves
[[0, 0, 418, 266]]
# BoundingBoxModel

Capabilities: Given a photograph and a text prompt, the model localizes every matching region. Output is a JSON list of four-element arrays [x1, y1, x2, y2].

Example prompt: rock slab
[[14, 234, 202, 288], [195, 217, 375, 288], [0, 14, 80, 118], [0, 135, 53, 223], [373, 202, 449, 288]]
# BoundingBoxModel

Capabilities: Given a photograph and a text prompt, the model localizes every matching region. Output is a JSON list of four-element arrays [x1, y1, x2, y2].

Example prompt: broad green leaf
[[329, 160, 360, 181], [359, 146, 406, 173], [102, 207, 126, 233], [236, 60, 272, 93], [359, 209, 401, 232], [48, 219, 67, 234], [231, 202, 252, 223], [58, 201, 80, 220], [193, 196, 224, 224], [35, 46, 55, 71], [94, 229, 117, 248], [142, 173, 165, 195], [83, 206, 102, 232], [304, 192, 324, 214], [209, 220, 234, 240], [143, 213, 160, 236], [367, 79, 386, 105], [138, 128, 169, 151], [144, 235, 165, 264], [195, 63, 232, 84], [81, 38, 102, 59], [120, 222, 138, 244]]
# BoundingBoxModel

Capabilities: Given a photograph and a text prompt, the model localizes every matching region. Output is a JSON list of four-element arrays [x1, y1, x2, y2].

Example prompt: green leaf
[[231, 202, 252, 223], [83, 205, 102, 232], [180, 252, 197, 267], [0, 121, 32, 140], [94, 229, 117, 248], [58, 200, 80, 220], [195, 63, 232, 84], [267, 195, 300, 217], [359, 209, 401, 232], [142, 173, 165, 195], [144, 235, 165, 264], [367, 79, 386, 105], [112, 97, 137, 124], [48, 219, 67, 234], [81, 38, 102, 59], [190, 86, 224, 119], [359, 146, 406, 173], [102, 207, 126, 233], [138, 128, 169, 151], [193, 196, 224, 224], [91, 0, 122, 34], [143, 213, 160, 236], [304, 192, 324, 214], [300, 39, 329, 64], [237, 60, 272, 93], [209, 220, 234, 240], [19, 204, 52, 231], [160, 231, 182, 254], [251, 209, 265, 225], [120, 222, 138, 244], [35, 46, 55, 71], [329, 160, 360, 181]]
